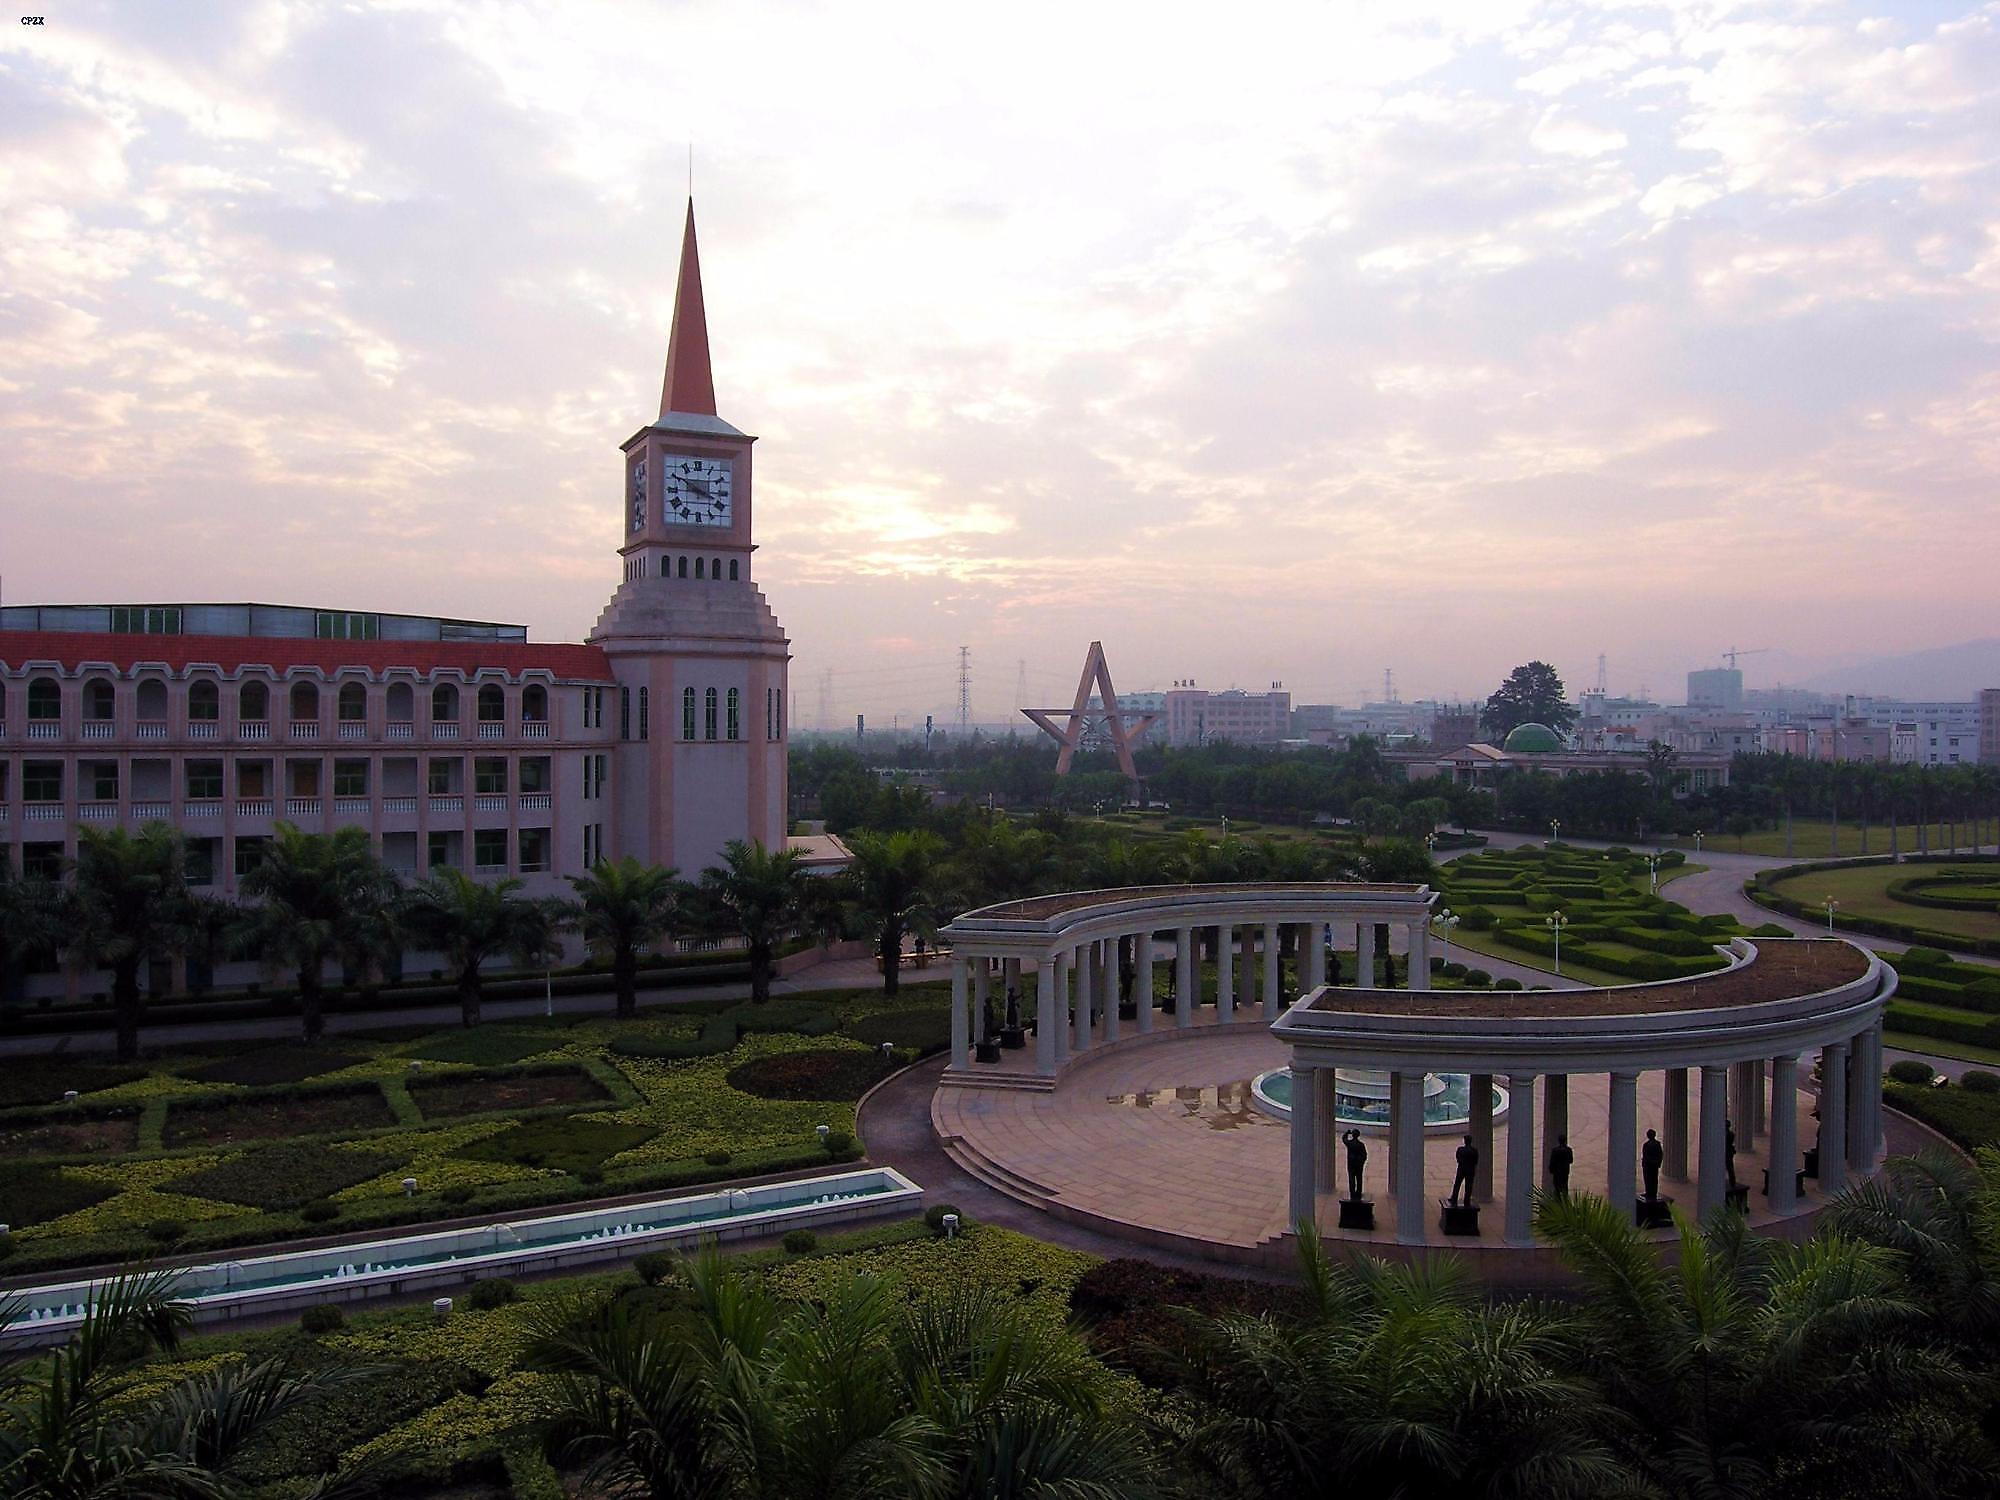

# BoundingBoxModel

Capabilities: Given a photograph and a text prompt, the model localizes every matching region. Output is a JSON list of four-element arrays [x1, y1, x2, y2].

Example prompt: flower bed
[[162, 1082, 397, 1147], [166, 1140, 406, 1210], [724, 1047, 900, 1101], [408, 1064, 612, 1120], [0, 1107, 142, 1157], [180, 1044, 366, 1088]]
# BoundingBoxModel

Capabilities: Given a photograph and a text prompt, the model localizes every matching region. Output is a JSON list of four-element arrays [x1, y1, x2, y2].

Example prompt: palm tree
[[947, 816, 1057, 907], [570, 857, 683, 1019], [401, 868, 560, 1027], [843, 830, 946, 997], [528, 1248, 1160, 1500], [233, 823, 398, 1043], [66, 823, 194, 1061], [0, 1268, 372, 1498], [700, 839, 809, 1004], [1824, 1148, 2000, 1353], [0, 861, 61, 1011]]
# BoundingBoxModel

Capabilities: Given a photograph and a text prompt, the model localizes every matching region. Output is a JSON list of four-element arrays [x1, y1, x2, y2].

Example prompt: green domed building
[[1501, 722, 1566, 754]]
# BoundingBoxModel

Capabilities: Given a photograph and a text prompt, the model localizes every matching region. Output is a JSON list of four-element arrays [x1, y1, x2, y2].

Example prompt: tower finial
[[658, 198, 717, 418]]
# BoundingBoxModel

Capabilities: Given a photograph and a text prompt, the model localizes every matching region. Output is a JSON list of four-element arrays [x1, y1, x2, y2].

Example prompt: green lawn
[[1884, 1030, 2000, 1068], [1442, 927, 1636, 989], [1768, 862, 2000, 947], [1669, 819, 1976, 860]]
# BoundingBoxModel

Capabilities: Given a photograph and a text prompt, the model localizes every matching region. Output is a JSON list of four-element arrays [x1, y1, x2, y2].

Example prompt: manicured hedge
[[162, 1081, 396, 1147], [0, 1058, 149, 1108], [845, 1005, 953, 1055], [1885, 1004, 2000, 1049], [401, 1028, 564, 1067], [407, 1061, 613, 1120], [1884, 1080, 2000, 1150], [169, 1141, 403, 1210], [452, 1115, 658, 1175], [1750, 860, 2000, 957], [0, 1162, 118, 1228], [609, 998, 840, 1062], [725, 1048, 898, 1102]]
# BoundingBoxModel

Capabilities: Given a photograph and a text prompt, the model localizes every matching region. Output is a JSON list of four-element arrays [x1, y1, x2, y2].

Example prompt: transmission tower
[[1383, 667, 1397, 704], [957, 646, 972, 735], [1595, 653, 1608, 695]]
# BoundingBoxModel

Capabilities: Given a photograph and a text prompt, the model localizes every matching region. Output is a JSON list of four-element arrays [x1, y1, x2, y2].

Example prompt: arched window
[[386, 681, 414, 722], [27, 676, 59, 720], [711, 557, 721, 578], [337, 682, 367, 721], [659, 555, 669, 577], [695, 557, 705, 579], [84, 678, 116, 721], [638, 686, 649, 740], [431, 683, 459, 722], [678, 556, 688, 578], [522, 684, 548, 722], [188, 680, 220, 721], [477, 684, 505, 722], [726, 687, 740, 741], [136, 679, 168, 722], [289, 681, 319, 722], [682, 686, 696, 740], [728, 559, 739, 580], [704, 686, 718, 741], [239, 681, 269, 722]]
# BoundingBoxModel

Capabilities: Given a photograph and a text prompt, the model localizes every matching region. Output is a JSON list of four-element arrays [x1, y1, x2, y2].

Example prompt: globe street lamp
[[1433, 908, 1460, 966], [1823, 896, 1839, 932], [1546, 909, 1568, 976], [1549, 819, 1561, 846], [1645, 853, 1662, 895], [1694, 829, 1704, 855]]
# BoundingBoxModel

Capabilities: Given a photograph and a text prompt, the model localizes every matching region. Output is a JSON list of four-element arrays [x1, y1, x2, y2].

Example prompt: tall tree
[[1479, 661, 1577, 740], [401, 868, 560, 1028], [0, 861, 61, 1010], [843, 830, 946, 997], [700, 839, 810, 1004], [569, 857, 684, 1019], [233, 823, 398, 1043], [66, 823, 193, 1061]]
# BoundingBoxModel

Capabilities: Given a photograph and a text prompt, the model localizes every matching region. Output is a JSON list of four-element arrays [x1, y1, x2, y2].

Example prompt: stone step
[[940, 1137, 1059, 1207], [937, 1067, 1056, 1093]]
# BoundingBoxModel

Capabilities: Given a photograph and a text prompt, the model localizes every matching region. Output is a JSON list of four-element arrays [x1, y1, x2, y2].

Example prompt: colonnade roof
[[956, 881, 1428, 923]]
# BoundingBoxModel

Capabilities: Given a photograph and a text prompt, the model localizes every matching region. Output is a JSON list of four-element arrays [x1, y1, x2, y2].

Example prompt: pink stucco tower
[[590, 202, 791, 875]]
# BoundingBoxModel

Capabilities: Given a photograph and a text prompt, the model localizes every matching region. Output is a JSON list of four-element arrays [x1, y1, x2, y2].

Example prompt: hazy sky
[[4, 1, 1996, 728]]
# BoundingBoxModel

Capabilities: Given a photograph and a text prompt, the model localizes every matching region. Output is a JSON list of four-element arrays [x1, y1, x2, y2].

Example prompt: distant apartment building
[[1840, 697, 1980, 765], [1161, 682, 1292, 747], [1289, 700, 1437, 748], [1982, 689, 2000, 765], [1686, 668, 1744, 712]]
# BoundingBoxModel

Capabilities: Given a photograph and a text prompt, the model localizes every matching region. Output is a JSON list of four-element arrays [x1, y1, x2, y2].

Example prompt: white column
[[1819, 1041, 1848, 1192], [971, 961, 990, 1051], [1387, 1072, 1402, 1194], [949, 955, 969, 1068], [1541, 1075, 1569, 1190], [1216, 924, 1234, 1022], [1408, 920, 1431, 991], [1289, 1062, 1319, 1232], [1751, 1058, 1767, 1138], [1606, 1071, 1637, 1211], [1356, 922, 1377, 987], [1731, 1060, 1758, 1149], [1305, 922, 1326, 989], [1869, 1022, 1886, 1158], [1034, 958, 1057, 1076], [1052, 953, 1071, 1065], [1073, 944, 1093, 1053], [1394, 1071, 1426, 1244], [1663, 1067, 1690, 1181], [1505, 1071, 1538, 1245], [1315, 1068, 1339, 1191], [1175, 928, 1193, 1028], [1470, 1073, 1494, 1201], [1135, 933, 1155, 1034], [1238, 926, 1256, 1010], [1104, 939, 1122, 1044], [1697, 1064, 1728, 1215], [1263, 923, 1282, 1018], [1846, 1029, 1870, 1170], [1768, 1054, 1799, 1211]]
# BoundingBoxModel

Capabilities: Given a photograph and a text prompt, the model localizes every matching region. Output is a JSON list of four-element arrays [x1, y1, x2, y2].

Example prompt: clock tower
[[590, 202, 791, 874]]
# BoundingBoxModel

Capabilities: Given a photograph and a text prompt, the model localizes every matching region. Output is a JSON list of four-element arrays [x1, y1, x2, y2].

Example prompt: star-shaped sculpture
[[1022, 640, 1158, 786]]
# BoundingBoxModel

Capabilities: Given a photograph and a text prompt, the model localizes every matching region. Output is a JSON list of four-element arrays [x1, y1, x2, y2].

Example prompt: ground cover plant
[[0, 982, 946, 1275]]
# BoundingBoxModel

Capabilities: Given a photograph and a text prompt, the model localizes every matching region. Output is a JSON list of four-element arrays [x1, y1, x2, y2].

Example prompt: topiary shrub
[[1462, 968, 1492, 987], [1458, 907, 1497, 931], [299, 1200, 340, 1224], [633, 1251, 674, 1286], [1960, 1070, 2000, 1094], [703, 1149, 732, 1166], [1887, 1059, 1937, 1086], [782, 1229, 818, 1254], [144, 1218, 186, 1245], [1899, 946, 1953, 973], [1494, 978, 1522, 991], [823, 1128, 855, 1156], [465, 1277, 519, 1311], [925, 1203, 964, 1236], [440, 1184, 476, 1205], [300, 1303, 346, 1335]]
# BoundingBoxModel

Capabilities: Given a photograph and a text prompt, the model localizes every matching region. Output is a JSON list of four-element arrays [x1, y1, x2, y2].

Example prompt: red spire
[[658, 200, 717, 417]]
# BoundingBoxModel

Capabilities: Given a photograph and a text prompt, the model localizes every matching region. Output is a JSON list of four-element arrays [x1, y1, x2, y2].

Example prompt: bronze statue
[[1549, 1134, 1574, 1198], [1448, 1134, 1478, 1207], [1642, 1128, 1664, 1201]]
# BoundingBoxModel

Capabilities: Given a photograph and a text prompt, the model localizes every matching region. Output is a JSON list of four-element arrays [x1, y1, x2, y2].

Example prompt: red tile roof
[[0, 631, 615, 681]]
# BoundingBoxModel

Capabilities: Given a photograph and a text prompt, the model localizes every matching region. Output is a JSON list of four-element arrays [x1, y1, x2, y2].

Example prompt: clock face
[[662, 454, 732, 527], [629, 456, 647, 533]]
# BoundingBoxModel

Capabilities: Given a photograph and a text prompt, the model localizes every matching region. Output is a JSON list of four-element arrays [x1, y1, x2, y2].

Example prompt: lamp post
[[1433, 908, 1459, 966], [1694, 829, 1704, 855], [1549, 819, 1561, 846], [1645, 853, 1662, 895], [1823, 896, 1839, 932], [1546, 910, 1568, 976]]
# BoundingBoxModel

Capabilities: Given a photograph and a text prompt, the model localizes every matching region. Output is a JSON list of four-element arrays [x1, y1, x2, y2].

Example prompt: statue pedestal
[[1634, 1196, 1674, 1229], [1762, 1166, 1806, 1198], [1438, 1201, 1480, 1237], [1803, 1146, 1820, 1179], [1725, 1184, 1750, 1213], [974, 1040, 1002, 1064], [1337, 1198, 1376, 1231], [999, 1027, 1026, 1050]]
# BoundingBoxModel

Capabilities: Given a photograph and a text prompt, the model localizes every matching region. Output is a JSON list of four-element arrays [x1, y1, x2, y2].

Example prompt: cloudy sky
[[3, 0, 1996, 727]]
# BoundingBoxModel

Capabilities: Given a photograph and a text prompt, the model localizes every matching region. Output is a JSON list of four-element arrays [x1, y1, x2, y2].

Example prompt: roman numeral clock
[[662, 455, 732, 526]]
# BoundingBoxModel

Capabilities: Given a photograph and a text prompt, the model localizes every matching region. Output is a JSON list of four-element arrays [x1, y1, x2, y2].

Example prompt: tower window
[[695, 558, 705, 579], [682, 686, 696, 741], [659, 555, 669, 577], [638, 686, 649, 740], [711, 557, 721, 578], [620, 687, 630, 740], [678, 556, 688, 578], [726, 687, 740, 742], [728, 559, 738, 580], [704, 687, 718, 741]]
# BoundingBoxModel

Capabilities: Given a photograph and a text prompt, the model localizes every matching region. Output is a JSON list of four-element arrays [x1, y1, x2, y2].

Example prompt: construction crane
[[1721, 647, 1769, 670]]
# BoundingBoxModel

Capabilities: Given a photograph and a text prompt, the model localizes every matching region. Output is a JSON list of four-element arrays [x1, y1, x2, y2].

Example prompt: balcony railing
[[431, 722, 460, 739], [478, 723, 505, 739], [285, 797, 322, 817], [386, 722, 414, 740], [27, 722, 61, 739], [136, 722, 168, 740], [334, 797, 370, 817], [24, 804, 64, 821], [430, 794, 464, 814], [290, 722, 321, 740], [338, 722, 368, 740], [238, 721, 270, 740], [188, 721, 219, 739], [78, 801, 119, 821], [383, 796, 418, 814], [474, 794, 508, 813], [521, 721, 549, 739], [130, 800, 170, 819], [474, 862, 509, 875], [183, 799, 222, 817], [237, 798, 274, 817], [81, 722, 116, 740], [519, 793, 553, 811]]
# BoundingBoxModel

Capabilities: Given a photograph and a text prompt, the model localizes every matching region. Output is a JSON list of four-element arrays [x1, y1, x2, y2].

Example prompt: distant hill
[[1795, 639, 2000, 700]]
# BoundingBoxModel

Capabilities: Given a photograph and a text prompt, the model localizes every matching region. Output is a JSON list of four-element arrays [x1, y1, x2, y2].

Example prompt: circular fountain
[[1251, 1067, 1507, 1135]]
